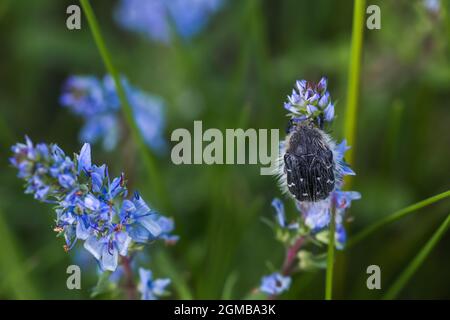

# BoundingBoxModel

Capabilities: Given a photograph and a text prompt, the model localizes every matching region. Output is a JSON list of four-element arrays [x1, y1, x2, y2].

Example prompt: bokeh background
[[0, 0, 449, 299]]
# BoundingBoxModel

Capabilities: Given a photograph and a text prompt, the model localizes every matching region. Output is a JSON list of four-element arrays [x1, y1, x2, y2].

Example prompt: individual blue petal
[[334, 190, 361, 210], [137, 215, 162, 238], [335, 223, 347, 250], [271, 198, 286, 228], [138, 267, 170, 300], [84, 236, 104, 261], [324, 103, 335, 122], [91, 165, 106, 193], [306, 104, 318, 114], [318, 92, 330, 108], [334, 140, 351, 161], [317, 76, 328, 93], [84, 194, 100, 211], [341, 164, 355, 176], [77, 143, 92, 174], [115, 231, 132, 256], [301, 201, 332, 230], [58, 174, 75, 189], [128, 224, 152, 243], [152, 278, 171, 296], [76, 216, 91, 240], [101, 244, 118, 272]]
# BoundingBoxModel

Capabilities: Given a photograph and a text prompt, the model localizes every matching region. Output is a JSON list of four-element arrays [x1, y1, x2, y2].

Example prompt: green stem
[[343, 0, 366, 168], [325, 209, 336, 300], [347, 190, 450, 248], [383, 213, 450, 300], [79, 0, 167, 209]]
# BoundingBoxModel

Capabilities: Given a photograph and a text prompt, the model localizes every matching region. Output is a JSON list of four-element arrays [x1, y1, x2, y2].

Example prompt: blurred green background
[[0, 0, 449, 299]]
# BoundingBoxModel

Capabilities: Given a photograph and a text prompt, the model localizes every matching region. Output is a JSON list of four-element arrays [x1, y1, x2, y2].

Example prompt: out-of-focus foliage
[[0, 0, 449, 299]]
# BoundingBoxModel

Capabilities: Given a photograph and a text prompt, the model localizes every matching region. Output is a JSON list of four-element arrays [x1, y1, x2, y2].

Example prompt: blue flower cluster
[[10, 138, 177, 272], [284, 77, 335, 127], [114, 0, 224, 43], [60, 75, 166, 152]]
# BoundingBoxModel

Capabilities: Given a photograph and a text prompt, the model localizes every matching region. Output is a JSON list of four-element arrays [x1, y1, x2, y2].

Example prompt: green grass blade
[[347, 190, 450, 248], [79, 0, 167, 209], [343, 0, 366, 168], [221, 272, 238, 300], [325, 209, 336, 300], [154, 251, 193, 300], [383, 213, 450, 300], [0, 208, 39, 299]]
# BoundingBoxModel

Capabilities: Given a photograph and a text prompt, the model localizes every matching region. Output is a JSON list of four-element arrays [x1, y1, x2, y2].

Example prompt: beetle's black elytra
[[284, 123, 335, 202]]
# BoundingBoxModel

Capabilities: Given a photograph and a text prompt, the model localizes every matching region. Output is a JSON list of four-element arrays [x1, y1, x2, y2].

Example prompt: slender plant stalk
[[325, 209, 336, 300], [343, 0, 366, 169], [282, 236, 305, 276], [79, 0, 167, 209], [121, 256, 137, 300], [383, 213, 450, 299], [347, 190, 450, 248]]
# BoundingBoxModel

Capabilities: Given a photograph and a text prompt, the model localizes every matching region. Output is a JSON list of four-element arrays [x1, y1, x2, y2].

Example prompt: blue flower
[[138, 268, 170, 300], [120, 192, 163, 243], [11, 138, 177, 272], [284, 77, 335, 125], [114, 0, 223, 43], [260, 272, 291, 296], [60, 76, 107, 117], [84, 231, 132, 271], [60, 74, 166, 153]]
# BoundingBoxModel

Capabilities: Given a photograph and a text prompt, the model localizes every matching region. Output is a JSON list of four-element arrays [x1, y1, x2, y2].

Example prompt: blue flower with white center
[[260, 272, 291, 296], [115, 0, 223, 44], [138, 268, 170, 300], [284, 77, 335, 126], [60, 74, 166, 153], [84, 231, 132, 272]]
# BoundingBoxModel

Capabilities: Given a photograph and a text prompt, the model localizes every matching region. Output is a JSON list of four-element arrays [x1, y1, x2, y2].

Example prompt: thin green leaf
[[154, 251, 193, 300], [221, 272, 238, 300], [383, 213, 450, 299], [343, 0, 366, 169], [347, 190, 450, 248], [79, 0, 168, 210]]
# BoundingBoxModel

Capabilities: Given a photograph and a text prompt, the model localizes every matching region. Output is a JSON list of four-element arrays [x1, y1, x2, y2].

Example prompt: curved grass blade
[[347, 190, 450, 248], [383, 213, 450, 299], [154, 250, 193, 300], [79, 0, 168, 210]]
